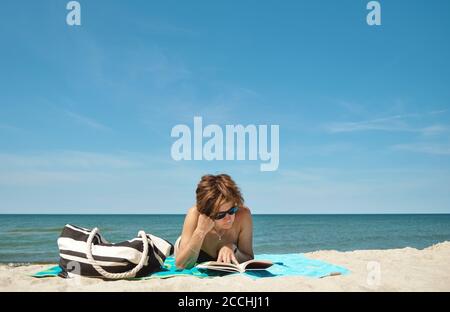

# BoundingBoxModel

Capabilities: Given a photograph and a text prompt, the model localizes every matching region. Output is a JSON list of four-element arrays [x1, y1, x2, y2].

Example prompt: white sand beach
[[1, 242, 449, 292]]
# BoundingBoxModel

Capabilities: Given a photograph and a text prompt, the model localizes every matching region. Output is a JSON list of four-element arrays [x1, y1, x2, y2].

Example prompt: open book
[[196, 259, 273, 273]]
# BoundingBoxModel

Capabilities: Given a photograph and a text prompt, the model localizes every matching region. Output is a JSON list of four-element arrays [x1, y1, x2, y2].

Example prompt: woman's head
[[196, 174, 244, 228]]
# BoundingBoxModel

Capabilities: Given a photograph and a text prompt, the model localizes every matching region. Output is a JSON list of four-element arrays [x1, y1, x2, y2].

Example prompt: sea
[[1, 214, 450, 264]]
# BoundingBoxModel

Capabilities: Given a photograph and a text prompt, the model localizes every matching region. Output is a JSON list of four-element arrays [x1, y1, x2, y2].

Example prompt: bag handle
[[86, 228, 149, 279]]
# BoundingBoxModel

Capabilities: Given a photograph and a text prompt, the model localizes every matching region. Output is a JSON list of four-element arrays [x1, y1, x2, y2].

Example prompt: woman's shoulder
[[236, 206, 252, 222], [234, 206, 252, 234]]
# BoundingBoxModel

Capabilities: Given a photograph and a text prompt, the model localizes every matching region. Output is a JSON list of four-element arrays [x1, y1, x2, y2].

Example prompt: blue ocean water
[[1, 214, 450, 263]]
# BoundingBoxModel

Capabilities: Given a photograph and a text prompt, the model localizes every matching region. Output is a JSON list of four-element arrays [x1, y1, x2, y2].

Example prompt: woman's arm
[[175, 207, 215, 269], [235, 208, 254, 263]]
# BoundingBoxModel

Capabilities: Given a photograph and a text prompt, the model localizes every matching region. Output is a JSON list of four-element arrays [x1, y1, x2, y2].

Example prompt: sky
[[0, 0, 450, 214]]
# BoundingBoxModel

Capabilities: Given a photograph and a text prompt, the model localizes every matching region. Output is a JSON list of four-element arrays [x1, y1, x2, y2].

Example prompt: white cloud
[[142, 50, 192, 89], [0, 123, 23, 132], [419, 124, 449, 136], [324, 114, 415, 133], [245, 167, 450, 213], [133, 18, 199, 37], [0, 150, 199, 188], [324, 110, 449, 135], [65, 111, 112, 132], [392, 143, 450, 155], [429, 109, 448, 115], [0, 151, 142, 170], [0, 170, 113, 186]]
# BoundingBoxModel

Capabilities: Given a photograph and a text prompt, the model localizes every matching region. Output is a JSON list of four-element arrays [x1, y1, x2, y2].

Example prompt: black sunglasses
[[214, 206, 239, 220]]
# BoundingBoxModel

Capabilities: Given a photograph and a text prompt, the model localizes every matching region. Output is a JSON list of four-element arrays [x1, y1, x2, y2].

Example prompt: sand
[[1, 241, 449, 292]]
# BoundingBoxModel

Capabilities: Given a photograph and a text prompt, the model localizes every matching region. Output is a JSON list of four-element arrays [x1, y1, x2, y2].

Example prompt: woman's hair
[[196, 174, 244, 216]]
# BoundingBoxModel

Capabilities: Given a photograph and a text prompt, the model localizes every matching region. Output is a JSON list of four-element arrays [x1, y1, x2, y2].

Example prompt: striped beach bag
[[57, 224, 174, 279]]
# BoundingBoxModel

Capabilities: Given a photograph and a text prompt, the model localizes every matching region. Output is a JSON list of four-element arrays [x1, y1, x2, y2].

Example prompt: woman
[[175, 174, 254, 269]]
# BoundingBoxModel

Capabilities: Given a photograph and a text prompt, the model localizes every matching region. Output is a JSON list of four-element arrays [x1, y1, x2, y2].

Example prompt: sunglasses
[[214, 206, 239, 220]]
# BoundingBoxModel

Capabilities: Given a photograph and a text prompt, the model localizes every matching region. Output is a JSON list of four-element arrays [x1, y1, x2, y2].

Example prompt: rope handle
[[86, 227, 149, 279]]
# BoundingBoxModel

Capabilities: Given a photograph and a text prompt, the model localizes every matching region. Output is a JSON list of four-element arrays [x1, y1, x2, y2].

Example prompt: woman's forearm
[[175, 229, 207, 269], [235, 248, 254, 263]]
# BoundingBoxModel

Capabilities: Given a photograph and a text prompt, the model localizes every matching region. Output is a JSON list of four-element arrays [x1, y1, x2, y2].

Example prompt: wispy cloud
[[0, 151, 142, 170], [65, 111, 112, 132], [336, 100, 367, 115], [324, 110, 448, 135], [324, 114, 413, 133], [141, 83, 263, 126], [0, 123, 22, 132], [392, 143, 450, 155], [429, 109, 448, 115], [0, 170, 113, 186], [420, 124, 449, 136], [0, 150, 200, 195], [0, 151, 152, 187], [143, 53, 191, 89], [134, 19, 199, 37]]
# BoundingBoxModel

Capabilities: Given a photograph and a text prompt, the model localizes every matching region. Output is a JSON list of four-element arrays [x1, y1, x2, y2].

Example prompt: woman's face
[[214, 201, 236, 230]]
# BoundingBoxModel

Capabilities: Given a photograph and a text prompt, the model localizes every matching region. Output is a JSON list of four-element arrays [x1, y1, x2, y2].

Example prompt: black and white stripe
[[57, 224, 174, 278]]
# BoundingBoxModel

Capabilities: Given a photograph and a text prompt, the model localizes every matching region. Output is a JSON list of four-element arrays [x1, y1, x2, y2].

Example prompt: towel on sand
[[32, 253, 349, 280]]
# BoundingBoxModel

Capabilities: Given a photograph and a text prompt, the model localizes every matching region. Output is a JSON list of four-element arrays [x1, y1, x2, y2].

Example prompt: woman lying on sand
[[175, 174, 254, 269]]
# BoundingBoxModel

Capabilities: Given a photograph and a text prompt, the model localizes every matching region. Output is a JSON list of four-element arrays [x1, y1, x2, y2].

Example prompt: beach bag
[[57, 224, 174, 279]]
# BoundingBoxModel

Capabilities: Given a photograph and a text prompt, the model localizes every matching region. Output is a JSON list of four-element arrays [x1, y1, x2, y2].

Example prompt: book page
[[241, 260, 273, 271], [196, 261, 240, 272], [197, 260, 273, 272]]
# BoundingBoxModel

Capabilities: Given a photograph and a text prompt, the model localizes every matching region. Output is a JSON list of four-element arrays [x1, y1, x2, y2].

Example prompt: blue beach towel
[[32, 253, 349, 280], [32, 265, 64, 278], [249, 253, 349, 279]]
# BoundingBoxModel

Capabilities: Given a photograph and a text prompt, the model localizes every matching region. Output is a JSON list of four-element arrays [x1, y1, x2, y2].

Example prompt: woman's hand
[[196, 213, 215, 234], [217, 244, 239, 265]]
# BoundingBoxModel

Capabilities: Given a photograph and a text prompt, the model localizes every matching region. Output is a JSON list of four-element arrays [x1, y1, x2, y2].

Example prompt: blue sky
[[1, 0, 450, 213]]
